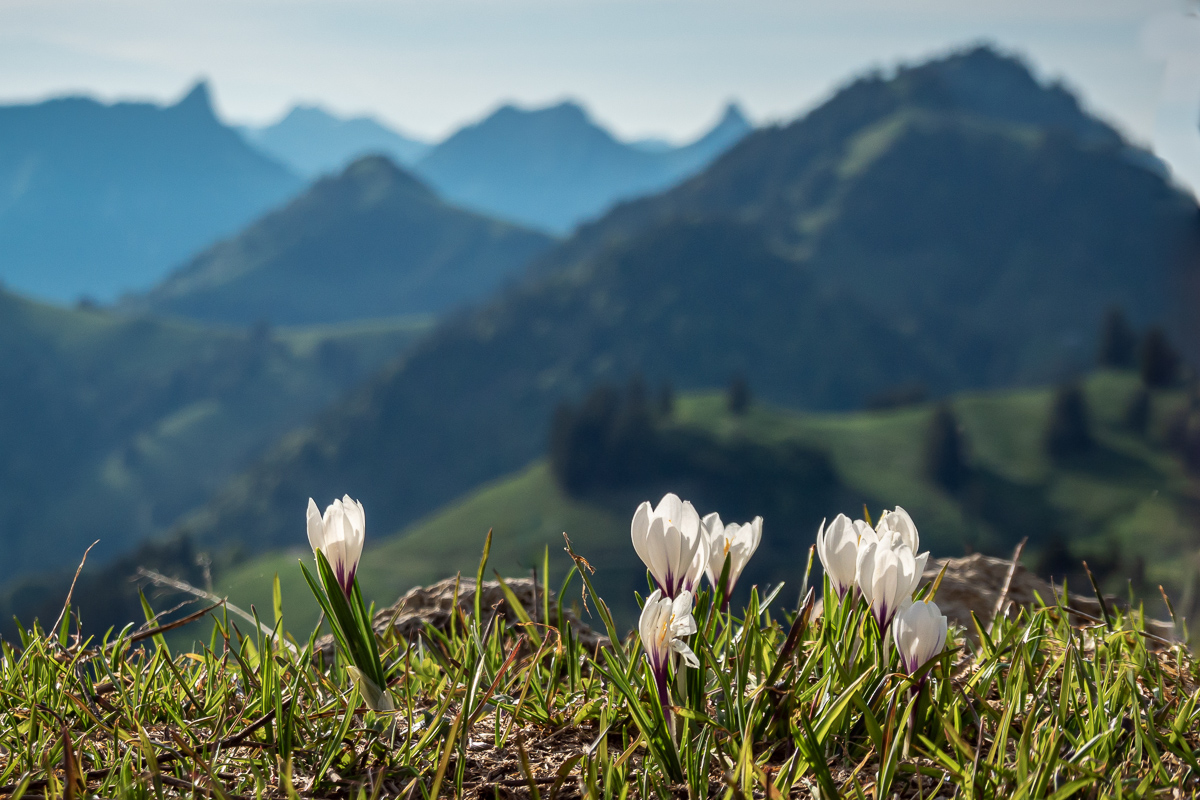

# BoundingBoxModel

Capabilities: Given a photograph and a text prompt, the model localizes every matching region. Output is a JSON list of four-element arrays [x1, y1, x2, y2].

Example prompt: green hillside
[[0, 290, 430, 581], [216, 371, 1198, 636], [171, 47, 1200, 559], [123, 156, 555, 325]]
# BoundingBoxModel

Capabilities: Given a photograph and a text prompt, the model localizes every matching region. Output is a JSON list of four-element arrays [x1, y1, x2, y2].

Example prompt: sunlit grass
[[6, 532, 1199, 798]]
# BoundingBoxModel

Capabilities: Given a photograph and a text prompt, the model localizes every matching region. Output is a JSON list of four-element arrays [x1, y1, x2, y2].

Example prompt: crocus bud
[[855, 529, 929, 631], [631, 493, 709, 597], [307, 495, 365, 598], [702, 513, 763, 596], [875, 506, 919, 554], [816, 514, 873, 598], [893, 599, 948, 676], [638, 589, 699, 713]]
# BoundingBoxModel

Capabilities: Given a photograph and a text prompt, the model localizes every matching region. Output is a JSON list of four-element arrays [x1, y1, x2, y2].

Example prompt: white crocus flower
[[875, 506, 919, 553], [307, 495, 366, 597], [856, 529, 929, 631], [894, 599, 949, 676], [816, 514, 874, 599], [638, 589, 699, 711], [631, 493, 709, 597], [702, 513, 763, 596]]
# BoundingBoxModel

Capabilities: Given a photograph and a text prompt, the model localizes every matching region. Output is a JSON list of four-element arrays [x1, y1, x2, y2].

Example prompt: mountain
[[170, 45, 1200, 561], [0, 288, 430, 582], [243, 105, 431, 177], [121, 156, 556, 325], [0, 82, 303, 302], [411, 101, 752, 233]]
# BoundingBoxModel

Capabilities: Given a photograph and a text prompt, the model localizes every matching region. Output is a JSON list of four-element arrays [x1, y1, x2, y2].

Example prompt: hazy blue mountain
[[172, 46, 1199, 556], [243, 105, 431, 177], [412, 101, 752, 233], [123, 156, 555, 325], [0, 83, 303, 303]]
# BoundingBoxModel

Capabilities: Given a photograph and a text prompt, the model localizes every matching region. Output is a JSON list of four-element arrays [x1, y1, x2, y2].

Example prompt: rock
[[315, 576, 608, 658], [923, 553, 1175, 643]]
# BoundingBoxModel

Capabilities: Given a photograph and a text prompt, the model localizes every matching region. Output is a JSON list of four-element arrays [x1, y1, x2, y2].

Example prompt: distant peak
[[489, 100, 592, 126], [340, 154, 433, 197], [719, 102, 750, 127], [685, 100, 753, 150], [283, 104, 334, 121], [546, 100, 589, 117], [172, 80, 216, 118], [911, 43, 1036, 88]]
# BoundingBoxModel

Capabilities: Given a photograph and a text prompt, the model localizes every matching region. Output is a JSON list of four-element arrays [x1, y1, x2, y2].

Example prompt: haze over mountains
[[242, 106, 432, 176], [0, 85, 750, 304], [0, 83, 302, 302], [0, 288, 429, 582], [170, 46, 1200, 558], [123, 156, 554, 325], [243, 99, 753, 234], [412, 101, 753, 233]]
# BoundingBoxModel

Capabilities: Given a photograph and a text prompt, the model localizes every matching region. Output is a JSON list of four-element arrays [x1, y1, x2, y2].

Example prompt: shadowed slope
[[124, 157, 555, 325]]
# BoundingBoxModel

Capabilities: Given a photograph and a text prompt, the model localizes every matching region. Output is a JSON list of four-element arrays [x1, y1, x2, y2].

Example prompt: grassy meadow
[[212, 370, 1197, 642]]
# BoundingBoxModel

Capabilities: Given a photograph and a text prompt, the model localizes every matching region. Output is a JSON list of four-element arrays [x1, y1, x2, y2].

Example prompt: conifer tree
[[1140, 327, 1180, 388], [657, 381, 675, 419], [924, 403, 970, 491], [728, 375, 751, 415], [1097, 307, 1137, 369], [1044, 383, 1092, 459]]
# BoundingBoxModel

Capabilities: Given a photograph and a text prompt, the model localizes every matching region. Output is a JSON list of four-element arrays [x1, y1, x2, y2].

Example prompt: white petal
[[654, 493, 686, 527], [677, 499, 701, 539], [670, 592, 697, 636], [672, 639, 699, 668], [306, 498, 325, 554], [855, 538, 878, 603], [877, 507, 919, 553], [645, 517, 674, 591], [322, 497, 341, 529], [631, 501, 654, 570], [671, 590, 694, 619], [701, 512, 724, 542], [342, 496, 365, 537], [743, 517, 763, 554], [639, 589, 665, 658], [684, 521, 710, 590]]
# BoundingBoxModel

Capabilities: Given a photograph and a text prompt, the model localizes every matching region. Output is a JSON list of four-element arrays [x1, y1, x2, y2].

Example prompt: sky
[[2, 0, 1199, 192]]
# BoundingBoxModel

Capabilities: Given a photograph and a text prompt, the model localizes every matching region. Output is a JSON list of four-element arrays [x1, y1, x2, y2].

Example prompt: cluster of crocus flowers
[[817, 506, 947, 675], [632, 493, 763, 713]]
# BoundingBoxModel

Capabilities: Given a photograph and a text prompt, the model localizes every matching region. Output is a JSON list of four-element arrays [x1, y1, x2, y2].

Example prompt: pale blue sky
[[2, 0, 1198, 191]]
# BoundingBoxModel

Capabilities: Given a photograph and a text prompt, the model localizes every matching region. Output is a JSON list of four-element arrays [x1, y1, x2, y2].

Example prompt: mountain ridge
[[0, 81, 304, 301], [411, 99, 753, 233], [121, 156, 556, 325], [243, 105, 431, 176]]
